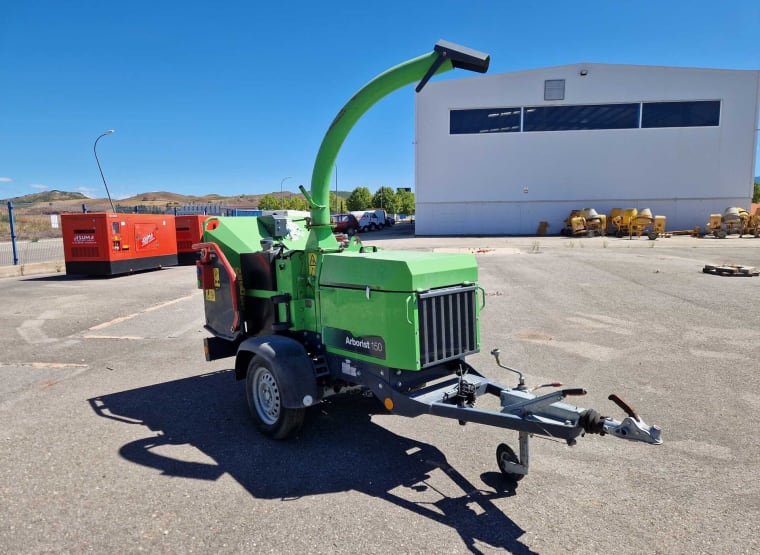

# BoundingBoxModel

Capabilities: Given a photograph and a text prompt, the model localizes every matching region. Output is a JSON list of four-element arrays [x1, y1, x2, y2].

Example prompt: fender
[[235, 335, 320, 409]]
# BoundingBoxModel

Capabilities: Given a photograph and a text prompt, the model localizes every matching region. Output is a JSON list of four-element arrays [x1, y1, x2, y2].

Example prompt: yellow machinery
[[608, 208, 623, 235], [583, 208, 607, 236], [560, 208, 606, 237], [610, 208, 661, 239], [705, 207, 749, 238], [653, 215, 667, 237], [611, 208, 636, 237], [741, 206, 760, 237]]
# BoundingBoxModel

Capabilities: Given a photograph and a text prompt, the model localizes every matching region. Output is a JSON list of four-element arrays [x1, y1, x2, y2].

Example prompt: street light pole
[[280, 176, 292, 210], [94, 130, 115, 212]]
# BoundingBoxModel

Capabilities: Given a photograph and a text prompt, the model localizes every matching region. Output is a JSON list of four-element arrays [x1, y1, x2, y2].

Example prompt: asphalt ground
[[1, 224, 759, 554]]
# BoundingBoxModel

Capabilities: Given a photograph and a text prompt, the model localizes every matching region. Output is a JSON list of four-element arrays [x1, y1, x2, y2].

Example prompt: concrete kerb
[[0, 260, 65, 279]]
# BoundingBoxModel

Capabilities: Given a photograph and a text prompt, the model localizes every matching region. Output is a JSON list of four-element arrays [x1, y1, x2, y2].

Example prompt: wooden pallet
[[702, 264, 759, 277]]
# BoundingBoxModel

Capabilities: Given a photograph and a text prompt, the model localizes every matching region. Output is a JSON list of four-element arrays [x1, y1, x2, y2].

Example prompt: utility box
[[61, 212, 178, 276]]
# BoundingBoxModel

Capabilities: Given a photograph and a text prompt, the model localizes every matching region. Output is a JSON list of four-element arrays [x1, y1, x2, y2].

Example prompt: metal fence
[[1, 202, 66, 267], [0, 238, 64, 267]]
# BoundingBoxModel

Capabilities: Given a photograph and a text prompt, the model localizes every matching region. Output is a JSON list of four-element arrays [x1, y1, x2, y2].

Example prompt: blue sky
[[1, 0, 758, 200]]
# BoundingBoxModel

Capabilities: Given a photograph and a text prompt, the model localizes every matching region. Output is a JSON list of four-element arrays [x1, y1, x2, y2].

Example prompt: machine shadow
[[21, 274, 96, 282], [23, 266, 186, 282], [89, 370, 537, 555]]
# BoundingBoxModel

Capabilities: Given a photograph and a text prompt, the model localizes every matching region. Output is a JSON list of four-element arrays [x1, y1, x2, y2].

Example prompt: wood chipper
[[193, 40, 662, 483]]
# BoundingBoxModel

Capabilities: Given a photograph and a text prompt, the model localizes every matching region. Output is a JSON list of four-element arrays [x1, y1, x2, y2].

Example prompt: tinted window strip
[[450, 108, 521, 134], [524, 103, 640, 131], [641, 100, 720, 128], [448, 100, 721, 134]]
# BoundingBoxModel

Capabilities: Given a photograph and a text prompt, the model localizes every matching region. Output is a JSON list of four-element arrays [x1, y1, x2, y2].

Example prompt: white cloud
[[0, 177, 13, 182], [30, 184, 49, 190]]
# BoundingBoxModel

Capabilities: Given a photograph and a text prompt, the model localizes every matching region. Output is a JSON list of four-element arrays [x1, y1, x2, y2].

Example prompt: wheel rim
[[252, 366, 280, 425]]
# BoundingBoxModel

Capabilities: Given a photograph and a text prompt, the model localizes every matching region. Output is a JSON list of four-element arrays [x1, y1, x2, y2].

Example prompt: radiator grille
[[71, 246, 99, 258], [418, 285, 478, 367]]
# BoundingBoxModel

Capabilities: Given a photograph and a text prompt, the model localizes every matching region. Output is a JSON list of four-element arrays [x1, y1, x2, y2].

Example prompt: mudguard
[[235, 335, 320, 409]]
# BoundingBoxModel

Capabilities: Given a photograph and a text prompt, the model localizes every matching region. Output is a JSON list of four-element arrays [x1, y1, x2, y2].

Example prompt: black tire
[[346, 227, 355, 236], [496, 443, 524, 482], [377, 223, 384, 230], [648, 231, 658, 240], [369, 223, 377, 231], [246, 358, 305, 439]]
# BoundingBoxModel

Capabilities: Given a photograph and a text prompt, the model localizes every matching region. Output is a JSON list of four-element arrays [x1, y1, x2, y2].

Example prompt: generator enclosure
[[62, 212, 178, 275], [175, 215, 208, 265]]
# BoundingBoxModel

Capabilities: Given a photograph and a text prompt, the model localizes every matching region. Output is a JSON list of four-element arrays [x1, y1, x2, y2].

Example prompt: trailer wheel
[[246, 359, 304, 439], [496, 443, 524, 482]]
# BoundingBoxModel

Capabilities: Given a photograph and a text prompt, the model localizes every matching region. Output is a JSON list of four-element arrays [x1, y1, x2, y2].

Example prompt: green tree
[[257, 194, 280, 210], [329, 191, 347, 213], [372, 186, 398, 214], [396, 189, 415, 215], [753, 181, 760, 203], [346, 186, 372, 211], [285, 196, 309, 211]]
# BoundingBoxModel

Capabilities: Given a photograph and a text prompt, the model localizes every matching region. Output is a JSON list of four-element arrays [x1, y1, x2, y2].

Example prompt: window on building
[[450, 108, 522, 134], [641, 100, 720, 128], [523, 103, 640, 131]]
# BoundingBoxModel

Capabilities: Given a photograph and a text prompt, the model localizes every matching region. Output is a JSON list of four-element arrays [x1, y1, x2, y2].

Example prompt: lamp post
[[94, 130, 115, 212], [280, 176, 292, 210]]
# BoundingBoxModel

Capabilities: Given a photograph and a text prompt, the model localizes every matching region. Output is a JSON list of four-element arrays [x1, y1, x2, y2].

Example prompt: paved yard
[[1, 231, 758, 554]]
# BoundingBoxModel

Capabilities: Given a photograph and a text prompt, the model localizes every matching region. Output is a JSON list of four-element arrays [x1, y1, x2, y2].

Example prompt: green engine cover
[[201, 216, 309, 269], [319, 250, 480, 371]]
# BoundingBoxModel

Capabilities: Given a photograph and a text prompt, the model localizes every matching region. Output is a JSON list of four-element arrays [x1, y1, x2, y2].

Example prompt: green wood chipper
[[194, 40, 662, 482]]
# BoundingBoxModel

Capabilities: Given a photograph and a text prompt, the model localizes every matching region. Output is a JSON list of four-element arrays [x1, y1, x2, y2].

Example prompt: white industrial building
[[414, 63, 760, 235]]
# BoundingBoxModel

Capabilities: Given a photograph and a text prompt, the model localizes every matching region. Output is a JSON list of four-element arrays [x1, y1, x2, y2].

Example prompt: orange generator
[[61, 212, 178, 275], [174, 214, 208, 265]]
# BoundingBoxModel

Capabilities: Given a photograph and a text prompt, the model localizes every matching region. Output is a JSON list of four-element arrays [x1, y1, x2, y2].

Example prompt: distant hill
[[118, 191, 204, 203], [3, 188, 354, 209], [4, 190, 88, 203]]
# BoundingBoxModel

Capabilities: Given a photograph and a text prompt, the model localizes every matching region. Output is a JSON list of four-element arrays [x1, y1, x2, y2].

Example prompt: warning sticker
[[308, 252, 317, 276]]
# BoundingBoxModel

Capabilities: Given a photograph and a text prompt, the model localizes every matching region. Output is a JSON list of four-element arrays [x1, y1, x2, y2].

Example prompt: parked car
[[330, 213, 359, 235], [351, 209, 393, 232]]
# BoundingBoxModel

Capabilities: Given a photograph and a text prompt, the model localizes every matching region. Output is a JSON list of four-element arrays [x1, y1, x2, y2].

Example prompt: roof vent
[[544, 79, 565, 101]]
